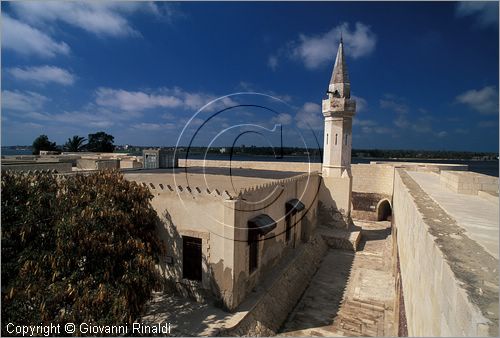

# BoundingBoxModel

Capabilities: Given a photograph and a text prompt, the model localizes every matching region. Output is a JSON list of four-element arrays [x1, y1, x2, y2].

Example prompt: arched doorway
[[376, 199, 392, 221]]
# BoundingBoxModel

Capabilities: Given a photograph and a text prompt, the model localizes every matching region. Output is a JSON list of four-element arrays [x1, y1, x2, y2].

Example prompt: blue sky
[[2, 1, 499, 152]]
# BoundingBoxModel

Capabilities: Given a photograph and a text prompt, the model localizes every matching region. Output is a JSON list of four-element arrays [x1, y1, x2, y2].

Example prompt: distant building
[[143, 149, 179, 169]]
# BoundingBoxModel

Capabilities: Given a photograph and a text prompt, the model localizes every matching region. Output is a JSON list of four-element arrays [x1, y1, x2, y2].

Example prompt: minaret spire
[[328, 38, 350, 98]]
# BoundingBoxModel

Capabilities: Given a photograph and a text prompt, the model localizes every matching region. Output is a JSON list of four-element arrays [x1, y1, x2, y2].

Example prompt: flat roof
[[407, 171, 499, 259], [123, 166, 301, 194]]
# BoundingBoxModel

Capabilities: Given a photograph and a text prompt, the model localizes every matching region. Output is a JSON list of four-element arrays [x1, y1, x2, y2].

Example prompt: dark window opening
[[285, 213, 292, 242], [249, 233, 258, 273], [326, 133, 329, 145], [182, 236, 202, 281], [247, 214, 276, 273], [377, 200, 392, 222], [335, 134, 338, 145]]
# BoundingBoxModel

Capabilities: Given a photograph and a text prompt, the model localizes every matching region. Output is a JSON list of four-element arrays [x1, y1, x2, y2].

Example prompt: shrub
[[1, 170, 165, 334]]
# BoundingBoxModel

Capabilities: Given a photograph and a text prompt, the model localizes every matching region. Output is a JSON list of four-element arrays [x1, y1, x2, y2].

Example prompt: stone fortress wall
[[130, 171, 321, 311], [393, 169, 498, 336], [171, 159, 498, 335]]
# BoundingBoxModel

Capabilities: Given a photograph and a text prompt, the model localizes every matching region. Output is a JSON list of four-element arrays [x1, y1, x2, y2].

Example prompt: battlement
[[138, 180, 234, 200], [238, 172, 320, 200], [135, 171, 320, 202]]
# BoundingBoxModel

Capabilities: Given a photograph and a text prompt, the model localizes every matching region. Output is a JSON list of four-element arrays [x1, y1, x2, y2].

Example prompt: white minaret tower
[[322, 36, 356, 177], [320, 37, 356, 227]]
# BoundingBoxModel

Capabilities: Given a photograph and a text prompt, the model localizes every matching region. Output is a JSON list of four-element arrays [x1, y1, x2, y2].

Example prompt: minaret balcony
[[322, 98, 356, 116]]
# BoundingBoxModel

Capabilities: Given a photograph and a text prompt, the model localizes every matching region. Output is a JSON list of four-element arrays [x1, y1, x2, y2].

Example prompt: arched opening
[[376, 199, 392, 221]]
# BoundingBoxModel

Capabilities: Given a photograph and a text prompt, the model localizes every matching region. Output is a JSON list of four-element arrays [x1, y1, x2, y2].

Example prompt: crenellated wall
[[130, 171, 321, 311]]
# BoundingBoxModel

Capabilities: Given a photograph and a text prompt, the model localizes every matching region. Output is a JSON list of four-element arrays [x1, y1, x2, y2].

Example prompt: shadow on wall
[[155, 209, 232, 311], [351, 192, 392, 222], [317, 199, 352, 229], [279, 224, 392, 334]]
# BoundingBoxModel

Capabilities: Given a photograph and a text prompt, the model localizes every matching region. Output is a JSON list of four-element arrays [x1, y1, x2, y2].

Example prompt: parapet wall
[[440, 170, 499, 195], [1, 161, 72, 173], [393, 169, 498, 336], [351, 164, 395, 195], [178, 158, 321, 173]]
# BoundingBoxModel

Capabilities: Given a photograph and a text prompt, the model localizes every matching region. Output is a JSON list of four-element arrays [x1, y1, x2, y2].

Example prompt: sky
[[1, 1, 499, 152]]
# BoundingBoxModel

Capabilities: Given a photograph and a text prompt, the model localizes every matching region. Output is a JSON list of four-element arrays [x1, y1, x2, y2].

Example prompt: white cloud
[[271, 113, 293, 125], [379, 97, 411, 128], [352, 95, 367, 113], [454, 128, 469, 134], [435, 131, 448, 138], [353, 118, 377, 127], [8, 65, 75, 85], [95, 87, 239, 113], [295, 102, 323, 130], [10, 2, 172, 38], [456, 86, 499, 115], [131, 122, 177, 131], [2, 14, 70, 58], [290, 22, 376, 69], [2, 90, 49, 112], [95, 88, 183, 111], [477, 120, 498, 128], [268, 55, 278, 71], [456, 2, 499, 28], [379, 98, 409, 114]]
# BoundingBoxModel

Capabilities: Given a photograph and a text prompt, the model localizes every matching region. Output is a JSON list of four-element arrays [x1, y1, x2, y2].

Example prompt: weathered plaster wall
[[231, 173, 321, 308], [222, 233, 328, 336], [351, 164, 395, 195], [130, 179, 236, 308], [393, 170, 498, 336], [130, 172, 320, 311]]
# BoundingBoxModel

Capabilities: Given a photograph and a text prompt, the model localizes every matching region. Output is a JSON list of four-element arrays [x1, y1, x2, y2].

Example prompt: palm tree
[[64, 135, 86, 152]]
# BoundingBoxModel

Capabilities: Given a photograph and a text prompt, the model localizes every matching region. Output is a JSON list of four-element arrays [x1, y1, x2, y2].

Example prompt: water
[[184, 153, 499, 177], [2, 149, 33, 156], [3, 148, 497, 177]]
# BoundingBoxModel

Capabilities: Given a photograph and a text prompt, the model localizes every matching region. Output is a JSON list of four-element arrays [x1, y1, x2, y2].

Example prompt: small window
[[326, 133, 329, 145], [335, 134, 338, 145], [249, 235, 258, 273], [182, 236, 202, 281], [285, 212, 292, 242]]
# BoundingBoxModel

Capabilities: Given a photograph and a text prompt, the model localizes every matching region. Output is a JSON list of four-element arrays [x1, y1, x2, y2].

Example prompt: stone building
[[143, 148, 179, 169]]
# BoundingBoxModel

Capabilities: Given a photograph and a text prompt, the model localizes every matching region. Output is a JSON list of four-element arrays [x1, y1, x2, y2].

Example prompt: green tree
[[32, 135, 57, 155], [64, 135, 87, 152], [87, 131, 115, 152], [1, 171, 165, 333]]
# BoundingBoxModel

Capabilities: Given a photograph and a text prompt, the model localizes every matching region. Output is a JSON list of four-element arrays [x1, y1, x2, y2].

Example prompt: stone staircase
[[331, 298, 387, 336]]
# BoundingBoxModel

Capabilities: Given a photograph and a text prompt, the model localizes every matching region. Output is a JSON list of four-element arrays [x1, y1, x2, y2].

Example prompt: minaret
[[320, 37, 356, 227], [322, 37, 356, 177]]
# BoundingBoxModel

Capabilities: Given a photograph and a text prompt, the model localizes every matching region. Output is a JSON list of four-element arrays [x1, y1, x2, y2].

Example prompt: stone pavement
[[280, 220, 395, 337], [141, 291, 233, 336]]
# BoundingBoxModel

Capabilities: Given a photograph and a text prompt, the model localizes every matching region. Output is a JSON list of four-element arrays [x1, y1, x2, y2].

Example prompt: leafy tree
[[64, 135, 87, 152], [1, 171, 165, 333], [32, 135, 57, 155], [87, 131, 115, 153]]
